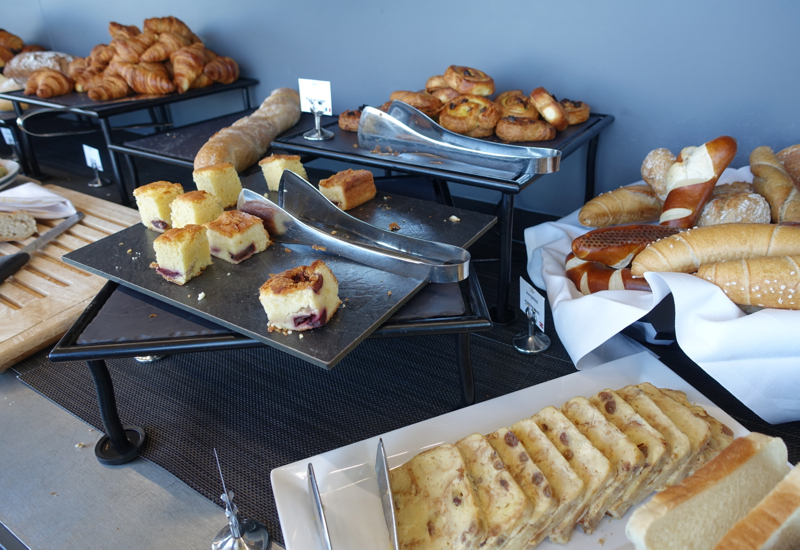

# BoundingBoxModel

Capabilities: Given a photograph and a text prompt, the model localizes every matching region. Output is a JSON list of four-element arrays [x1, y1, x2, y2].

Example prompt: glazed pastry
[[495, 90, 539, 119], [425, 74, 448, 92], [427, 87, 459, 103], [495, 116, 555, 142], [559, 98, 590, 125], [443, 65, 495, 96], [203, 56, 239, 84], [337, 107, 363, 132], [530, 87, 568, 131], [438, 94, 501, 138], [23, 68, 74, 98], [388, 90, 442, 117]]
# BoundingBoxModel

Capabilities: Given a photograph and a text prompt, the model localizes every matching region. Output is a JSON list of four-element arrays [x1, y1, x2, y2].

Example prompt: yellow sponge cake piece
[[204, 210, 270, 264], [151, 224, 212, 285], [192, 162, 242, 208], [258, 154, 308, 192], [170, 190, 224, 228], [133, 181, 184, 232], [318, 169, 376, 211]]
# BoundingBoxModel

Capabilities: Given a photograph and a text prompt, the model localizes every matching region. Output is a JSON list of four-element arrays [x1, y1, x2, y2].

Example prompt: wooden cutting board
[[0, 183, 139, 371]]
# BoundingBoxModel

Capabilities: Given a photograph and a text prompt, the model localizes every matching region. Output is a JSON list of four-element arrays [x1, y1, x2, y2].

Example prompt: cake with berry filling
[[204, 210, 270, 264], [318, 168, 376, 211], [133, 181, 184, 232], [259, 260, 341, 332], [170, 190, 224, 228], [150, 224, 212, 285], [259, 154, 308, 192], [192, 162, 242, 208]]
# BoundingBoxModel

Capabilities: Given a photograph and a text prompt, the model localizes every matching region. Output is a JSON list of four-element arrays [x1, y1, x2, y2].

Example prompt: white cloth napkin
[[0, 182, 77, 219], [524, 166, 800, 424]]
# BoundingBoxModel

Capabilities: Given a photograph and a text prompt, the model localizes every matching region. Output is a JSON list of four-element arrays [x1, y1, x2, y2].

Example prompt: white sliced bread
[[626, 433, 790, 550], [0, 210, 37, 242], [713, 466, 800, 550], [510, 417, 586, 544], [485, 427, 558, 548], [454, 433, 536, 550]]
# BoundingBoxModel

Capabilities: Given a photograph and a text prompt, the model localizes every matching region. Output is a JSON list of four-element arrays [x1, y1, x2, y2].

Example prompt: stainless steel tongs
[[237, 171, 470, 283], [358, 101, 562, 182]]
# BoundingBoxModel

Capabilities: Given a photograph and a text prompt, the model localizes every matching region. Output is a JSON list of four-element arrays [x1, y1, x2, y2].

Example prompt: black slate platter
[[63, 174, 495, 369]]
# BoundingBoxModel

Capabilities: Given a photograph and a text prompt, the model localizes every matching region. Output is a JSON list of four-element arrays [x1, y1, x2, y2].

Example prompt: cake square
[[151, 224, 212, 285], [170, 190, 224, 228], [133, 180, 184, 232], [192, 162, 242, 208], [258, 260, 341, 332], [258, 154, 308, 192], [204, 210, 270, 264], [318, 169, 376, 210]]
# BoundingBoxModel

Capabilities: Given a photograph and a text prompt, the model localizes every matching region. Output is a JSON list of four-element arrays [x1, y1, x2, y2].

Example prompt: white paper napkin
[[524, 166, 800, 424], [0, 182, 77, 219]]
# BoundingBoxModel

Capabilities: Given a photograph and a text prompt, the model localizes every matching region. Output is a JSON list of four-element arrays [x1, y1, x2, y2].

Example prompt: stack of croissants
[[567, 136, 800, 311], [338, 64, 590, 142], [21, 16, 239, 101]]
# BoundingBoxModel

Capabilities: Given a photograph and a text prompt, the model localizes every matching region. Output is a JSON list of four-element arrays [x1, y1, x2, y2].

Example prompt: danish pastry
[[560, 98, 590, 125], [425, 74, 447, 92], [428, 87, 459, 103], [388, 90, 442, 117], [495, 116, 555, 142], [338, 107, 363, 132], [438, 94, 501, 138], [495, 90, 539, 119], [443, 65, 495, 96], [530, 87, 568, 131]]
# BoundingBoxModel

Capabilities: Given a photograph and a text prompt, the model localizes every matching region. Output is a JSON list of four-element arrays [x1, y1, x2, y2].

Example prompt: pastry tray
[[62, 173, 496, 369]]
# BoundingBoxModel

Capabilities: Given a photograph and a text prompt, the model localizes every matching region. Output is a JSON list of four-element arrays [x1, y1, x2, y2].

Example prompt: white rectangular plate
[[271, 351, 749, 550]]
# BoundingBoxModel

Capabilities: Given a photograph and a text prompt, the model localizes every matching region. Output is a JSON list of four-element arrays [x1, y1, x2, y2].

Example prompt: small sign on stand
[[82, 144, 110, 188], [299, 78, 334, 141], [513, 276, 551, 355], [1, 127, 15, 146]]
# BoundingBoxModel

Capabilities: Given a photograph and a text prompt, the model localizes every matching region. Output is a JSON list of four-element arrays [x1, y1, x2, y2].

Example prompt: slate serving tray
[[63, 173, 495, 369]]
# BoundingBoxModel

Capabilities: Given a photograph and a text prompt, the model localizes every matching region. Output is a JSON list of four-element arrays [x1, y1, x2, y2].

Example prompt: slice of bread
[[455, 433, 536, 550], [0, 210, 36, 241], [533, 406, 614, 534], [485, 427, 558, 547], [713, 466, 800, 550], [390, 443, 487, 550], [562, 396, 646, 520], [510, 417, 585, 544], [626, 433, 790, 550]]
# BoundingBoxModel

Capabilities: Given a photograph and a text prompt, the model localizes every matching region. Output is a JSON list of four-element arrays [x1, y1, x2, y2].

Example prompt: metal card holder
[[358, 101, 562, 183]]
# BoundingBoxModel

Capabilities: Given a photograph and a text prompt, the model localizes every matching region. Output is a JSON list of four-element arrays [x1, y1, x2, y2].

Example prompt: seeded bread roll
[[696, 256, 800, 310], [0, 211, 37, 242], [578, 184, 663, 227]]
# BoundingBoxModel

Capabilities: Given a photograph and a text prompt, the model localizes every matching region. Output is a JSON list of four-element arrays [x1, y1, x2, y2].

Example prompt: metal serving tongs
[[358, 101, 562, 182], [237, 172, 470, 283]]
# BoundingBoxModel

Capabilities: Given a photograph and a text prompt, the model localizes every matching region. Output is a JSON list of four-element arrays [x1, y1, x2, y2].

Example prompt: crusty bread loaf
[[625, 433, 790, 550], [631, 224, 800, 276], [193, 88, 301, 172], [698, 191, 771, 226], [696, 256, 800, 310], [578, 184, 662, 228], [751, 146, 798, 223], [0, 211, 37, 242], [641, 148, 676, 202], [713, 466, 800, 550]]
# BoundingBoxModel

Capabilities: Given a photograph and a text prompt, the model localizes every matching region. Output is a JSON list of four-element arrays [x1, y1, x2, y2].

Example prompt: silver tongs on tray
[[358, 101, 561, 182], [237, 171, 470, 283]]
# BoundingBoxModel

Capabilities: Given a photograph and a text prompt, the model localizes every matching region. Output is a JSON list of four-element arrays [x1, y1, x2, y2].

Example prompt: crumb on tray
[[389, 222, 401, 232]]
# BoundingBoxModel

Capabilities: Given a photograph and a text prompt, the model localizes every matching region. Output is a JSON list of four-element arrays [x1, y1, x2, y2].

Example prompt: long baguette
[[578, 184, 662, 228], [630, 223, 800, 276], [696, 256, 800, 309], [193, 87, 301, 172], [751, 146, 798, 223], [659, 136, 737, 227]]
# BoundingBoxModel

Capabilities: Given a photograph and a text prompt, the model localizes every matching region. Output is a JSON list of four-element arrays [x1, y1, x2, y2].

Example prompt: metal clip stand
[[513, 306, 551, 355], [211, 449, 270, 550], [303, 98, 334, 141], [87, 162, 111, 188]]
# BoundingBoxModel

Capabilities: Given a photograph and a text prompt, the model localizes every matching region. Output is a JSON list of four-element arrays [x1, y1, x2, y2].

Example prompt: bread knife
[[375, 438, 400, 550], [0, 211, 84, 285], [307, 463, 333, 550]]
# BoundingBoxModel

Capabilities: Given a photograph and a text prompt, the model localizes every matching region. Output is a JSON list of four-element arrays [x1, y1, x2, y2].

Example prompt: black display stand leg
[[98, 118, 131, 206], [12, 102, 42, 177], [124, 154, 140, 189], [456, 333, 475, 408], [491, 192, 517, 324], [585, 135, 600, 203], [433, 178, 454, 207], [86, 359, 146, 465]]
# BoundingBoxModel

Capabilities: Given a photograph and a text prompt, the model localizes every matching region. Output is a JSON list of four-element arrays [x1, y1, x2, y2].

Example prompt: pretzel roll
[[777, 144, 800, 185], [425, 74, 447, 92], [565, 253, 651, 295], [641, 148, 677, 201], [338, 107, 363, 132], [438, 94, 501, 138], [578, 184, 663, 228], [559, 98, 590, 125], [530, 87, 568, 131], [495, 117, 555, 142], [572, 225, 685, 269], [751, 146, 797, 223], [389, 90, 442, 117], [495, 90, 539, 119], [428, 87, 460, 103], [696, 256, 800, 309], [443, 65, 495, 96], [659, 136, 737, 228], [631, 223, 800, 276]]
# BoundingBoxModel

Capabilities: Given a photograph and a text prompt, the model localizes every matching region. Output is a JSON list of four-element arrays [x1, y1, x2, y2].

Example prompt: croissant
[[143, 16, 200, 43], [75, 68, 105, 93], [0, 29, 23, 52], [24, 68, 74, 99], [111, 32, 157, 63], [190, 71, 214, 89], [118, 62, 175, 95], [0, 46, 15, 67], [140, 31, 191, 63], [108, 22, 140, 40], [170, 43, 206, 92], [87, 44, 116, 69], [87, 74, 130, 101], [204, 56, 239, 84]]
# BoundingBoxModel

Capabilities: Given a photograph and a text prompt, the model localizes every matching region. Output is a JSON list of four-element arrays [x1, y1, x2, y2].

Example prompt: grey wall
[[9, 0, 800, 216]]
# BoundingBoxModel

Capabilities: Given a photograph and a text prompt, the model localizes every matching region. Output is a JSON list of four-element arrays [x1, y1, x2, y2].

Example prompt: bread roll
[[777, 144, 800, 186], [572, 224, 684, 269], [751, 146, 798, 223], [698, 191, 771, 226], [696, 256, 800, 309], [631, 223, 800, 276], [578, 184, 662, 228], [641, 148, 676, 201], [0, 211, 37, 242], [4, 51, 76, 85], [565, 253, 651, 294]]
